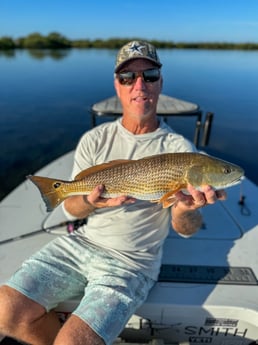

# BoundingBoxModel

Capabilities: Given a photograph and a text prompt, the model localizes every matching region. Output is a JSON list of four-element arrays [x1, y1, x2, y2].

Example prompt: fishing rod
[[0, 218, 87, 245]]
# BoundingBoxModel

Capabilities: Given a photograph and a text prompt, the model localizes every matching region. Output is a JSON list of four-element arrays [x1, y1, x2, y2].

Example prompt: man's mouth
[[133, 96, 148, 102]]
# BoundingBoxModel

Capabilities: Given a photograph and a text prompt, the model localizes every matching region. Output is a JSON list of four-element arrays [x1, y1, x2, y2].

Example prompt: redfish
[[28, 152, 244, 212]]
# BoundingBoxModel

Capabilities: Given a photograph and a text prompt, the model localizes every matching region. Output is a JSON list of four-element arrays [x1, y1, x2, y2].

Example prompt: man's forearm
[[171, 207, 203, 237]]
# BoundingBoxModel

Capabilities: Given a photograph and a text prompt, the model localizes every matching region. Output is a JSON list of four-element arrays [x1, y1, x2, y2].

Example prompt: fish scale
[[81, 156, 182, 198], [28, 152, 244, 212]]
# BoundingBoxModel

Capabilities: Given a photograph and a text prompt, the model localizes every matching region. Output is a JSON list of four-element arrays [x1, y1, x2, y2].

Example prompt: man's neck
[[121, 116, 159, 134]]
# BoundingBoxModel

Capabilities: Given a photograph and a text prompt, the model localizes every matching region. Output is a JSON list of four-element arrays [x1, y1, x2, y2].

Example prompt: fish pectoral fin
[[150, 196, 176, 208], [150, 199, 160, 203], [159, 188, 183, 208], [75, 159, 134, 180], [159, 192, 177, 208]]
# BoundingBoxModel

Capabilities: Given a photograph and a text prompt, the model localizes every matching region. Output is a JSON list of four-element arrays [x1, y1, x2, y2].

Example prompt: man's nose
[[133, 75, 147, 89]]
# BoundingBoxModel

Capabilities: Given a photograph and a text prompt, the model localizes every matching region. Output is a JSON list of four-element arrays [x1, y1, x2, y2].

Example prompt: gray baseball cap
[[115, 40, 162, 72]]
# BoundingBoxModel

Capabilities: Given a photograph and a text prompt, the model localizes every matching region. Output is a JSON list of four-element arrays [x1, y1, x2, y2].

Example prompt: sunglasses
[[117, 68, 161, 86]]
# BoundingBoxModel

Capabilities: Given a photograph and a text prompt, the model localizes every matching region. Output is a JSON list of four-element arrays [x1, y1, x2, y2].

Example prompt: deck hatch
[[158, 264, 257, 285]]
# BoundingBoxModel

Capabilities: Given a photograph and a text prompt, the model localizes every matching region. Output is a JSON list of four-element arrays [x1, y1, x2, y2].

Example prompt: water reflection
[[0, 49, 16, 58], [0, 48, 71, 60], [26, 49, 71, 60]]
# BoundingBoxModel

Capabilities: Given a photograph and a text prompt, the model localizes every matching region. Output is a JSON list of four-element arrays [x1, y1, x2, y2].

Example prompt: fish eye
[[223, 166, 232, 174], [53, 182, 61, 188]]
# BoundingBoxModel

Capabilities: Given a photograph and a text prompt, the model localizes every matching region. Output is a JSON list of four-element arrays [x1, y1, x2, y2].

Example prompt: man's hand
[[64, 184, 136, 219], [173, 185, 227, 211], [85, 184, 136, 208], [171, 185, 227, 237]]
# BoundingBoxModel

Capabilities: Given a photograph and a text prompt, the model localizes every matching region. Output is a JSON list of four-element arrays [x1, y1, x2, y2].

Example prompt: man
[[0, 41, 226, 345]]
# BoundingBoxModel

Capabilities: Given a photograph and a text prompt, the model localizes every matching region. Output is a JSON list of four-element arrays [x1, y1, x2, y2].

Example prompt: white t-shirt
[[69, 118, 195, 279]]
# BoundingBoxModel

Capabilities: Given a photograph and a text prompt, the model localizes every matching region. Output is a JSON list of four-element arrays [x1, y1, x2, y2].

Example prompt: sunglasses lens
[[118, 69, 160, 85], [143, 69, 160, 82], [118, 72, 135, 85]]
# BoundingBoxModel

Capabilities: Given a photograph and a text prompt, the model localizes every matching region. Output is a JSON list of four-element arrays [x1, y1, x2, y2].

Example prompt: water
[[1, 48, 258, 200]]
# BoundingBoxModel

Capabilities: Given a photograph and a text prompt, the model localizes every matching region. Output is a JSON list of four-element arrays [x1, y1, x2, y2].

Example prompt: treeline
[[1, 32, 258, 50]]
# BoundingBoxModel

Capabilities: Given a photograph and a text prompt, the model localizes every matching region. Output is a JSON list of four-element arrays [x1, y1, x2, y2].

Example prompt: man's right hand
[[64, 184, 136, 219], [85, 184, 136, 209]]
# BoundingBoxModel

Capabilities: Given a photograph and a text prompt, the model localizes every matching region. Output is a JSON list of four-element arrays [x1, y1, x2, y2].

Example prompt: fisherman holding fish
[[0, 41, 239, 345]]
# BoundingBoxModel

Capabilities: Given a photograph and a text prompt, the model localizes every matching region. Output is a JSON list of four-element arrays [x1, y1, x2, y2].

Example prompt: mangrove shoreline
[[1, 32, 258, 51]]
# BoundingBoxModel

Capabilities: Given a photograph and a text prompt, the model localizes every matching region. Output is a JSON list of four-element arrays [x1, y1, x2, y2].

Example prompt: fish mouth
[[235, 174, 245, 183], [225, 175, 245, 188], [213, 175, 245, 190], [238, 175, 246, 184]]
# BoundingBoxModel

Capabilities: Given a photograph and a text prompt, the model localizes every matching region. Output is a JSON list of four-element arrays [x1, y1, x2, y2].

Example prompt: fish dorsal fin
[[75, 159, 134, 180]]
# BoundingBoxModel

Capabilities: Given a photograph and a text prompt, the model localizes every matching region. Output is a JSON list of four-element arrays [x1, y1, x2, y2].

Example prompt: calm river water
[[1, 48, 258, 200]]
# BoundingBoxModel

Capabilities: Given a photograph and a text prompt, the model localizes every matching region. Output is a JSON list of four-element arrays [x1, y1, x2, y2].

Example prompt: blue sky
[[0, 0, 257, 42]]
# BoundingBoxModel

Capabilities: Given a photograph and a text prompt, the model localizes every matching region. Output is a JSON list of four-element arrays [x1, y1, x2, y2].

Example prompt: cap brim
[[115, 57, 162, 73]]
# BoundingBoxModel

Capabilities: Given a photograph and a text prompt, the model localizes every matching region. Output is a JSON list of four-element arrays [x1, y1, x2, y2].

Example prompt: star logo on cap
[[126, 42, 145, 57]]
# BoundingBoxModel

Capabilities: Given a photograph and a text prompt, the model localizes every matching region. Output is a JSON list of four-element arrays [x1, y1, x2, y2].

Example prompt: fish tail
[[27, 175, 68, 212]]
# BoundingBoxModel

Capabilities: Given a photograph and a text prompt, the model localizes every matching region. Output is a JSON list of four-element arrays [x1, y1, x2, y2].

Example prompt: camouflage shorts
[[6, 235, 155, 344]]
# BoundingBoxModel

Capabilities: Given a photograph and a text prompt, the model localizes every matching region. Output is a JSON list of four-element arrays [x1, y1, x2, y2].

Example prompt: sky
[[0, 0, 258, 43]]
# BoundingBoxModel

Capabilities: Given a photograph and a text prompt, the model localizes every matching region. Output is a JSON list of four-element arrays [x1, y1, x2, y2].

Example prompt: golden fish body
[[28, 152, 244, 212]]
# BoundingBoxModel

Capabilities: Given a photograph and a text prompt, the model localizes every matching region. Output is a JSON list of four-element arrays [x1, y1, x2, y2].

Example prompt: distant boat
[[1, 95, 258, 345]]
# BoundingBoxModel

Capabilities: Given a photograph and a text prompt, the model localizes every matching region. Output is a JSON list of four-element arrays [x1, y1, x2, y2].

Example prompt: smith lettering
[[185, 326, 248, 338]]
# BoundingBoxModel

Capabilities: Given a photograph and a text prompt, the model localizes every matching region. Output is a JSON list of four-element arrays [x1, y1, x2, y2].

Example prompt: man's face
[[114, 59, 162, 121]]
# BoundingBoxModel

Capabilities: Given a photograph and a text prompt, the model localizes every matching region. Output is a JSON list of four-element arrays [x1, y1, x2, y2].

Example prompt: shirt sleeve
[[70, 131, 95, 179]]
